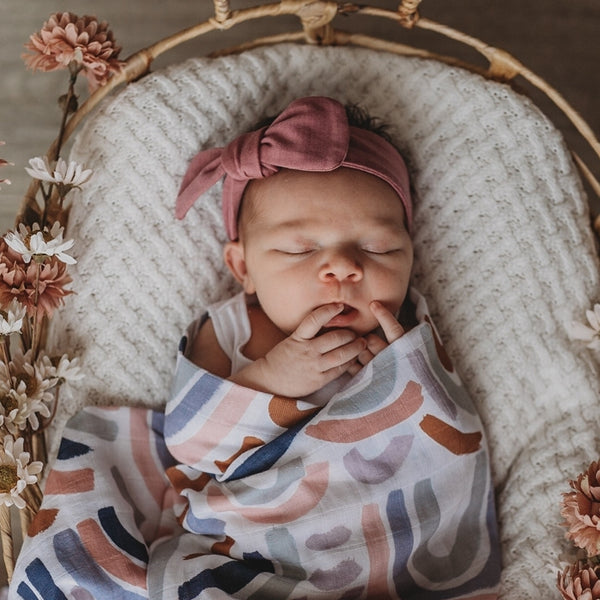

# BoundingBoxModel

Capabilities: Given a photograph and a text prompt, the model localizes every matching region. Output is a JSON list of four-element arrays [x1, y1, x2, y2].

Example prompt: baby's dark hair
[[343, 103, 395, 145]]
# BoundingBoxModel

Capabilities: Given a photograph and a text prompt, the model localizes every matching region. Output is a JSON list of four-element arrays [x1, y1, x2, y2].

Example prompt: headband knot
[[221, 128, 275, 181], [176, 96, 412, 240]]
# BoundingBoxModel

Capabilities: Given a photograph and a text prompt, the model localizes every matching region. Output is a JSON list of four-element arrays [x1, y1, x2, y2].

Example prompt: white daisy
[[0, 435, 43, 509], [4, 222, 76, 265], [25, 156, 92, 188], [40, 353, 83, 385], [570, 304, 600, 350], [0, 299, 26, 336], [0, 386, 51, 434], [0, 349, 54, 434]]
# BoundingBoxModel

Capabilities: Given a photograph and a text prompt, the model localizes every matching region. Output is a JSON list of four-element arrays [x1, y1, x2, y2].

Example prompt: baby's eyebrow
[[267, 214, 406, 233]]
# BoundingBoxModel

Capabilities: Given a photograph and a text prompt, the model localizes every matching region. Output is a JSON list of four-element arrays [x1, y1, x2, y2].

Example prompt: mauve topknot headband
[[176, 96, 412, 240]]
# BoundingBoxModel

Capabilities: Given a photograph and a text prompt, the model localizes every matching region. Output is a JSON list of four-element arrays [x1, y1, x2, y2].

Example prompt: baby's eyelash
[[363, 247, 400, 255], [276, 248, 314, 255]]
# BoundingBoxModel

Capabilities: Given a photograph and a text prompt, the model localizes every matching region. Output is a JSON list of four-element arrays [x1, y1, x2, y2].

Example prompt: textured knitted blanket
[[12, 43, 600, 596], [9, 314, 501, 599]]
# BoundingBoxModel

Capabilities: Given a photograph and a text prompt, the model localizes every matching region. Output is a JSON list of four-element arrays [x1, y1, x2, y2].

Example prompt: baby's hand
[[357, 301, 406, 368], [231, 303, 366, 398]]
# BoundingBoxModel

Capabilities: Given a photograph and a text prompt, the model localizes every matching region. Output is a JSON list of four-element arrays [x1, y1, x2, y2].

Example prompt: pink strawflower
[[561, 460, 600, 556], [0, 238, 72, 319], [22, 12, 123, 92], [557, 559, 600, 600]]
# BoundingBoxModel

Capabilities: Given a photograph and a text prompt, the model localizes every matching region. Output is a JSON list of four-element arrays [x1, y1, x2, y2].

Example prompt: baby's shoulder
[[243, 303, 287, 361], [188, 317, 232, 377]]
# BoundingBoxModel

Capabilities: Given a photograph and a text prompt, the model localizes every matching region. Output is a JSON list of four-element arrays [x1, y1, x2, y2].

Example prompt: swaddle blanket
[[10, 313, 501, 599]]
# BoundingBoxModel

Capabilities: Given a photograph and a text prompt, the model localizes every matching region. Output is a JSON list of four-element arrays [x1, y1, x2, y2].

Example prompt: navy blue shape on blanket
[[21, 558, 68, 600], [178, 555, 275, 600], [97, 506, 149, 563], [56, 438, 92, 460]]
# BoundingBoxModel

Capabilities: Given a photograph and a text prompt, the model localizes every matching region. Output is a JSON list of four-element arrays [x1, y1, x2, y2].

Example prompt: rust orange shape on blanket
[[305, 381, 423, 442], [214, 436, 264, 474], [419, 414, 482, 455], [269, 395, 320, 428], [77, 518, 147, 589], [206, 462, 328, 524], [167, 465, 211, 494], [28, 508, 59, 537], [44, 468, 95, 495]]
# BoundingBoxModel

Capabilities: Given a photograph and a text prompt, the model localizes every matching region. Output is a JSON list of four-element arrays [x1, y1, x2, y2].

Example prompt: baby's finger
[[319, 337, 366, 372], [357, 347, 375, 366], [365, 333, 387, 357], [346, 360, 363, 377], [314, 328, 357, 354], [370, 301, 405, 343], [294, 303, 344, 341]]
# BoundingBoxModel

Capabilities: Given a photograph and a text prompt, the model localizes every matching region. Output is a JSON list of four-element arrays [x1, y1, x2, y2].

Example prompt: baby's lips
[[324, 304, 359, 328]]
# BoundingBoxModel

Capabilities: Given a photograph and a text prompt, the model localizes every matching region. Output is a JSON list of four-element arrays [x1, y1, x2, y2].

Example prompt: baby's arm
[[187, 317, 232, 379], [231, 303, 366, 398]]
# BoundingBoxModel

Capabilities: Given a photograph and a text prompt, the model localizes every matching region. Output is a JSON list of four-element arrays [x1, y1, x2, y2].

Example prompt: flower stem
[[30, 260, 43, 359], [44, 71, 78, 228], [0, 504, 14, 583], [54, 75, 77, 163], [0, 337, 10, 368]]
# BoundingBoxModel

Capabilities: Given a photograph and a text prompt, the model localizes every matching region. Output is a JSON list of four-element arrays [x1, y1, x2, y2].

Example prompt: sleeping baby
[[162, 95, 503, 599]]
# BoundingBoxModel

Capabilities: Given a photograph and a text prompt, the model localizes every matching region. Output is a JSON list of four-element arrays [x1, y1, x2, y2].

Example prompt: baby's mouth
[[324, 303, 359, 328]]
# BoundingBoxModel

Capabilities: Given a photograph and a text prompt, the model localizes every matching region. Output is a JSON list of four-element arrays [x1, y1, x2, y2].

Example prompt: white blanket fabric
[[48, 44, 600, 596]]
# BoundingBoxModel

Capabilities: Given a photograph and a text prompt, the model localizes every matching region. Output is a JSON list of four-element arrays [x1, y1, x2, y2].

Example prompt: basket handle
[[397, 0, 422, 27], [212, 1, 423, 28], [213, 0, 232, 23]]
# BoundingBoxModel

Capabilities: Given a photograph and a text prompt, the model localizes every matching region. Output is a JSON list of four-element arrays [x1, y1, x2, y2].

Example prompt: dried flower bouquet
[[557, 313, 600, 598], [0, 11, 123, 580]]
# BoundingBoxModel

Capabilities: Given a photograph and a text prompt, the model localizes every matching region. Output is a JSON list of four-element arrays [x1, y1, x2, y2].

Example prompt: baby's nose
[[318, 249, 363, 282]]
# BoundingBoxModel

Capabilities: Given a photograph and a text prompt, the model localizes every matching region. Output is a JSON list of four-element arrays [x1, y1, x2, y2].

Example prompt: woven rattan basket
[[6, 1, 600, 596]]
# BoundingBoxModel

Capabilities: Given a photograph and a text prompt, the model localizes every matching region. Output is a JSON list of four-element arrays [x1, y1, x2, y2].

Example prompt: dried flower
[[558, 559, 600, 599], [0, 350, 54, 434], [0, 142, 12, 189], [22, 12, 123, 92], [25, 156, 92, 193], [562, 460, 600, 556], [0, 238, 73, 319], [0, 435, 43, 510], [0, 299, 26, 336], [570, 305, 600, 350], [40, 353, 83, 386], [4, 222, 76, 265]]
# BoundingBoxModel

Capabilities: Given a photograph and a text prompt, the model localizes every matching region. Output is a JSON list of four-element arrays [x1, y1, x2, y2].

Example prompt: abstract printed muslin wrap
[[9, 296, 501, 599]]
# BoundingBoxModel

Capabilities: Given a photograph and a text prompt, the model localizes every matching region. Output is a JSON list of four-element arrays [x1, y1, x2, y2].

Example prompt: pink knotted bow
[[176, 96, 412, 240]]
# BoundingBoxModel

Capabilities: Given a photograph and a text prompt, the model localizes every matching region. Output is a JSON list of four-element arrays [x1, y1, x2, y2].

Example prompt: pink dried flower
[[0, 238, 72, 319], [561, 460, 600, 555], [22, 12, 123, 92], [557, 559, 600, 600]]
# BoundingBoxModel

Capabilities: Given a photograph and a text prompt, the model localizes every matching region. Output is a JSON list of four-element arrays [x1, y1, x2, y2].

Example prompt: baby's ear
[[223, 241, 255, 294]]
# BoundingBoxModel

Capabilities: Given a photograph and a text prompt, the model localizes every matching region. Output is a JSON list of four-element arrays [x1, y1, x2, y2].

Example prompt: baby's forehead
[[240, 168, 409, 235]]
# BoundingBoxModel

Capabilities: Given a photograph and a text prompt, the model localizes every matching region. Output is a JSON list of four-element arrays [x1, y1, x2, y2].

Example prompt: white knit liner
[[49, 44, 600, 596]]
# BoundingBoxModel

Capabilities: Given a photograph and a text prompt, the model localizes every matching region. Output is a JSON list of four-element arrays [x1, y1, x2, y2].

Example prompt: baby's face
[[228, 167, 413, 336]]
